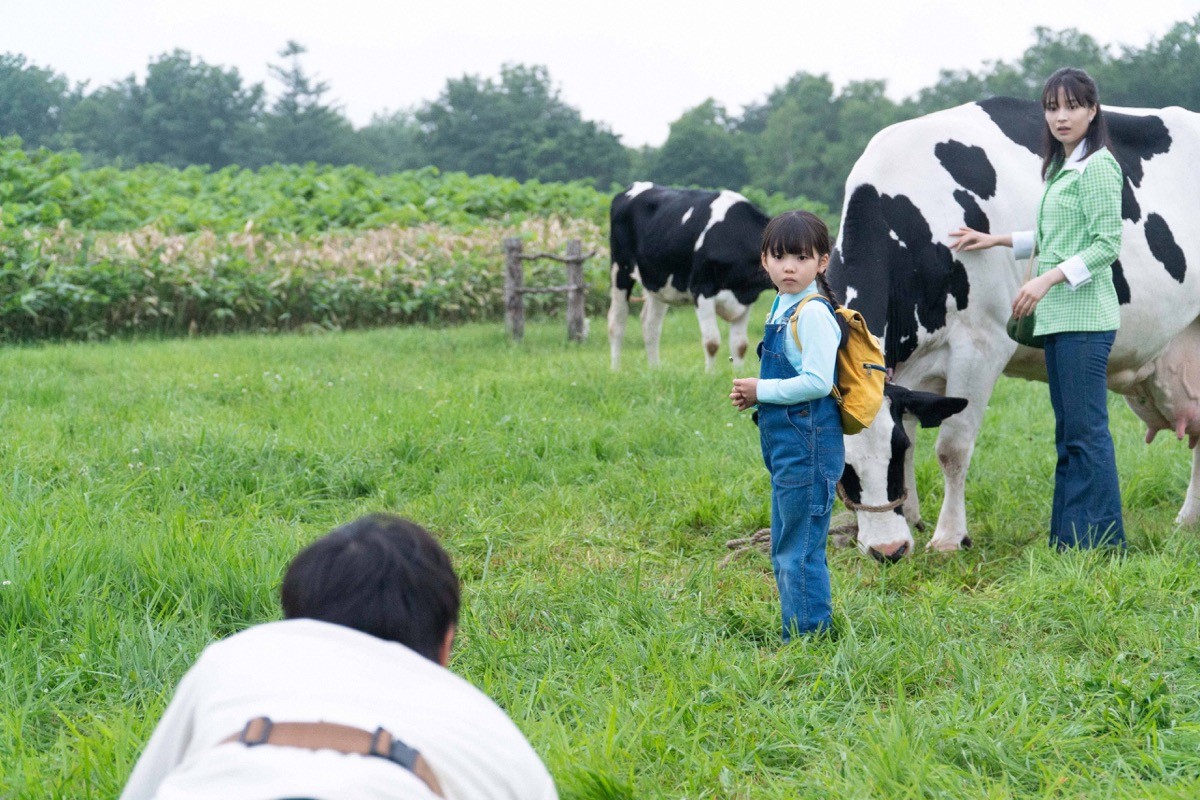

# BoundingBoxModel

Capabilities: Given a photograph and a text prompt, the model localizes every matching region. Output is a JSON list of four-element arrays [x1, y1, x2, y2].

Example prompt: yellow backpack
[[789, 295, 887, 435]]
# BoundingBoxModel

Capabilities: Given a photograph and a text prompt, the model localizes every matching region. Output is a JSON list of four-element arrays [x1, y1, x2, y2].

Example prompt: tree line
[[2, 16, 1198, 211]]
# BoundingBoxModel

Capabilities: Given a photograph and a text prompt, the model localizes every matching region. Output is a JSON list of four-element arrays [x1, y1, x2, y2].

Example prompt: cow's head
[[842, 384, 968, 562]]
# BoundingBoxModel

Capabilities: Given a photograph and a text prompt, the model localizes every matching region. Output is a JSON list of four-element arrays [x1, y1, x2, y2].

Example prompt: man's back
[[120, 618, 556, 800]]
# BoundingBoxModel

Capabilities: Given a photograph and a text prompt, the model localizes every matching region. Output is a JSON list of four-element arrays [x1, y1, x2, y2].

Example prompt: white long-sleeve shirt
[[120, 619, 557, 800]]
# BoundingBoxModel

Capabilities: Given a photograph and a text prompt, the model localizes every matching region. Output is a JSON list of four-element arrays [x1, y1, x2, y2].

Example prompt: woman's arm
[[949, 229, 1015, 252], [1056, 154, 1123, 289]]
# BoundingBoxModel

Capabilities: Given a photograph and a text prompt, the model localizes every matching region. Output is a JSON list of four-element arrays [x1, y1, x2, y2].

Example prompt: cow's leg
[[608, 261, 639, 371], [641, 292, 670, 367], [695, 294, 721, 372], [927, 357, 1007, 551], [1178, 444, 1200, 527], [715, 291, 752, 372], [607, 265, 630, 371]]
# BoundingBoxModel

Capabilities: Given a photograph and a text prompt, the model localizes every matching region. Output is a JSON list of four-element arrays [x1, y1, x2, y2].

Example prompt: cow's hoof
[[868, 541, 910, 563], [961, 535, 973, 549], [926, 537, 967, 552]]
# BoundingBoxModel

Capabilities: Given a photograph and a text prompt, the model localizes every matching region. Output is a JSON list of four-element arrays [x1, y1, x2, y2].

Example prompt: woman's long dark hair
[[760, 210, 841, 309], [1040, 67, 1112, 180]]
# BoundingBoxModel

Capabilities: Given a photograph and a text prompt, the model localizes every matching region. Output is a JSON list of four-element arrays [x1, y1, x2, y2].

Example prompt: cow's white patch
[[653, 276, 693, 305], [625, 181, 654, 199], [694, 191, 746, 251], [845, 287, 858, 306], [713, 290, 742, 318], [681, 207, 693, 224]]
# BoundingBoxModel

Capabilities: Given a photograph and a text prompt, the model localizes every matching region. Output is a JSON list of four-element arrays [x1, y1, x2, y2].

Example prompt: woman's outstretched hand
[[948, 227, 998, 252]]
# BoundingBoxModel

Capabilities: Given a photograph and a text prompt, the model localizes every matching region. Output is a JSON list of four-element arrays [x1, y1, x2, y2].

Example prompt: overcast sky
[[2, 1, 1196, 146]]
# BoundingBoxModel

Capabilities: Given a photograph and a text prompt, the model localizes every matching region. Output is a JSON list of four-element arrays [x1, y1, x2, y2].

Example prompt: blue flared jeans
[[1044, 330, 1126, 549]]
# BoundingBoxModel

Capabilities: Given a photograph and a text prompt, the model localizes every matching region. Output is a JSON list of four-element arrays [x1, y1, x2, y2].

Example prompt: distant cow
[[828, 97, 1200, 560], [607, 183, 773, 370]]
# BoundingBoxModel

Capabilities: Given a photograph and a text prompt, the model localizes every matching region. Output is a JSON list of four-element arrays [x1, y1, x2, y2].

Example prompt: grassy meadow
[[1, 305, 1199, 799]]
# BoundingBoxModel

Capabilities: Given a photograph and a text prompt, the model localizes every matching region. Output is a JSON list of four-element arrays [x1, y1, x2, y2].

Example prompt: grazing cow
[[607, 182, 773, 370], [828, 97, 1200, 560]]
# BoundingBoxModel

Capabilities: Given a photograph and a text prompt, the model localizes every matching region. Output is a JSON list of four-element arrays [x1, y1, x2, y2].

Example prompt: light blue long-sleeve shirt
[[756, 282, 842, 405]]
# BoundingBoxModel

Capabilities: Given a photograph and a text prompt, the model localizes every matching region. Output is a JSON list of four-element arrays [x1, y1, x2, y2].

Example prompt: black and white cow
[[607, 182, 773, 370], [830, 97, 1200, 559]]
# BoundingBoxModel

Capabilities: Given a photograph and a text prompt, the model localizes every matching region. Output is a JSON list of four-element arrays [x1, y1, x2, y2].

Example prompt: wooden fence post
[[565, 239, 586, 342], [504, 237, 525, 341]]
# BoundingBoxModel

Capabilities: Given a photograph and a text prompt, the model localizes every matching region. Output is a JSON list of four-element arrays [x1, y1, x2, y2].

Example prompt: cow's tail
[[609, 201, 638, 296]]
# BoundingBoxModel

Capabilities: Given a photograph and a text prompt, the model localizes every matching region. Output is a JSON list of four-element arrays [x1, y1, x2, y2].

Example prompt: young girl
[[731, 210, 843, 640], [950, 67, 1125, 550]]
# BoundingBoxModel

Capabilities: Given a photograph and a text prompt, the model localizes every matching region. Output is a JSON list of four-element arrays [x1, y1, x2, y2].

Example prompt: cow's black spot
[[887, 402, 908, 513], [953, 190, 990, 233], [1110, 259, 1132, 305], [840, 464, 862, 504], [1121, 180, 1141, 223], [1145, 213, 1187, 283], [830, 185, 892, 335], [935, 140, 998, 199], [1107, 112, 1172, 187], [831, 184, 970, 367], [977, 97, 1042, 156]]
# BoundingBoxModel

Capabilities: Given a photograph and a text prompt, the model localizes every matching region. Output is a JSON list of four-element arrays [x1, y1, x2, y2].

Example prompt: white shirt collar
[[1062, 140, 1100, 172]]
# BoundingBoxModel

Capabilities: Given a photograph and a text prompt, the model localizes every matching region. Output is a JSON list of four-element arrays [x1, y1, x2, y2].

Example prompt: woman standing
[[950, 67, 1125, 550]]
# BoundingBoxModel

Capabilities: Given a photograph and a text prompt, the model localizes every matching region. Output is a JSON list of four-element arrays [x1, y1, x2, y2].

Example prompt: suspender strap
[[786, 294, 846, 404], [223, 717, 445, 797]]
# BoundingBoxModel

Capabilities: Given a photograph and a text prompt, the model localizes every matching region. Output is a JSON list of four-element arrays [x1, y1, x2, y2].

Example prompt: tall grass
[[1, 307, 1198, 798]]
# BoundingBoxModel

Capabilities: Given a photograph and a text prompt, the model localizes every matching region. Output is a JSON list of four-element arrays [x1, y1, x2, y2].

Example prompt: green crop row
[[0, 137, 613, 234], [0, 219, 610, 341]]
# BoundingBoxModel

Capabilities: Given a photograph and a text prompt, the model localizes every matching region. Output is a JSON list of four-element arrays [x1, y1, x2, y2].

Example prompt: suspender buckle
[[237, 716, 274, 747]]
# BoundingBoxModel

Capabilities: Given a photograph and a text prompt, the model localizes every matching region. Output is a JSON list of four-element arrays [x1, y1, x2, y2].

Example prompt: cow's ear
[[887, 384, 968, 428]]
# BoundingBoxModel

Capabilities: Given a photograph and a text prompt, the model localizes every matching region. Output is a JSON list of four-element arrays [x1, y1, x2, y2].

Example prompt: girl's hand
[[949, 227, 997, 252], [731, 378, 758, 410], [1012, 274, 1053, 319]]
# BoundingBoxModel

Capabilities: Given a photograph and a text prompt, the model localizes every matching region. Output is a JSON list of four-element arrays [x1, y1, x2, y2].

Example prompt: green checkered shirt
[[1031, 147, 1123, 335]]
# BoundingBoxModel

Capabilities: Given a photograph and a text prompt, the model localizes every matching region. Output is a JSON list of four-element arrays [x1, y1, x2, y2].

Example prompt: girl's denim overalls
[[757, 300, 844, 639]]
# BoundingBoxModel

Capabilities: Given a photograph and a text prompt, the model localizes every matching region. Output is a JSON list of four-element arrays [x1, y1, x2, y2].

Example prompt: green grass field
[[2, 308, 1198, 799]]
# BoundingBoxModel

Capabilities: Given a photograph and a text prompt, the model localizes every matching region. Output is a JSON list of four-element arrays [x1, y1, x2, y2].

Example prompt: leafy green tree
[[354, 110, 429, 173], [743, 73, 904, 209], [646, 99, 748, 189], [418, 63, 630, 185], [61, 77, 145, 165], [257, 41, 360, 167], [138, 50, 264, 167], [1101, 15, 1200, 109], [0, 54, 75, 148], [60, 51, 262, 168]]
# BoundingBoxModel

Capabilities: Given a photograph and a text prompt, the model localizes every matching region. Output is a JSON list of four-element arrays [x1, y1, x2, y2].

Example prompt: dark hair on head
[[281, 513, 460, 662], [1040, 67, 1112, 180], [761, 210, 830, 261], [761, 210, 841, 309]]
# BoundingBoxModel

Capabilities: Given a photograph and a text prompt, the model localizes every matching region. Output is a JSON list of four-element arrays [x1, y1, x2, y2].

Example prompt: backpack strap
[[787, 294, 844, 351], [786, 294, 846, 404]]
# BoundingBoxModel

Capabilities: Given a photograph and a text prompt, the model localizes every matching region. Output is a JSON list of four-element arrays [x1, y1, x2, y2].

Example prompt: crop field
[[2, 306, 1199, 798]]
